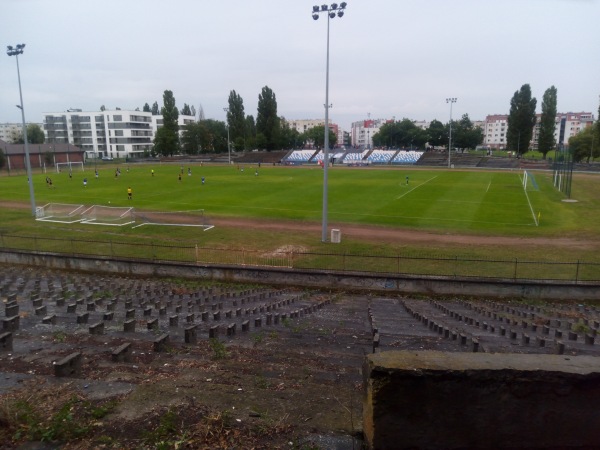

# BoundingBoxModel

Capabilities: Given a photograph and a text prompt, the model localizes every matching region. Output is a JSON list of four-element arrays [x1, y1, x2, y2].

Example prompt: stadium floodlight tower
[[446, 97, 457, 168], [223, 107, 231, 165], [312, 2, 347, 243], [7, 44, 36, 217]]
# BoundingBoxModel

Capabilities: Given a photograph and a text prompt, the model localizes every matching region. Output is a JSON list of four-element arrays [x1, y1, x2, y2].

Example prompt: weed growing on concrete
[[52, 331, 67, 342], [209, 338, 228, 360]]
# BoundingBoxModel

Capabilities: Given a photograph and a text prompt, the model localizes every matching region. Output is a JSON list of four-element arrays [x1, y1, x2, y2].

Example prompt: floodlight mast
[[312, 2, 347, 243], [7, 43, 36, 217], [446, 97, 457, 168], [223, 107, 231, 165]]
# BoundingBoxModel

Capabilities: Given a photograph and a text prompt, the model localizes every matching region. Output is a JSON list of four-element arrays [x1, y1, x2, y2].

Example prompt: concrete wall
[[364, 351, 600, 449], [0, 249, 598, 300]]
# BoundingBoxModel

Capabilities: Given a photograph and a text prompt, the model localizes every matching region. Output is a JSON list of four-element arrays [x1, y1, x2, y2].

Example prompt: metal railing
[[0, 233, 598, 283]]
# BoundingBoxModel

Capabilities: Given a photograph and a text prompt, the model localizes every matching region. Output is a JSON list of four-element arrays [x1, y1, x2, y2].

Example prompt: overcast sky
[[2, 0, 599, 131]]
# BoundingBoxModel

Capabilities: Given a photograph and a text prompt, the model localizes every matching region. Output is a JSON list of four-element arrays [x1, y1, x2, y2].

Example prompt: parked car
[[101, 156, 113, 161]]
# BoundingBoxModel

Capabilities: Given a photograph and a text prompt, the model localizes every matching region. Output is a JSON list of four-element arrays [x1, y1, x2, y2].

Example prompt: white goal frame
[[56, 161, 84, 173]]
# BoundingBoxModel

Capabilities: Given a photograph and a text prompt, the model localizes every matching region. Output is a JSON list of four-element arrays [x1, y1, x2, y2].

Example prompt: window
[[113, 115, 122, 121], [115, 130, 124, 137]]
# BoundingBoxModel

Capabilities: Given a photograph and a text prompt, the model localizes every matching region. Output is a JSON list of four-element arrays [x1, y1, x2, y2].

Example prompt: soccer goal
[[132, 209, 213, 230], [36, 203, 86, 223], [80, 205, 135, 226], [56, 161, 84, 173]]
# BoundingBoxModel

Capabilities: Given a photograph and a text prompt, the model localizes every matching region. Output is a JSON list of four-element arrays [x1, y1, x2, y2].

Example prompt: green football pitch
[[0, 163, 593, 237]]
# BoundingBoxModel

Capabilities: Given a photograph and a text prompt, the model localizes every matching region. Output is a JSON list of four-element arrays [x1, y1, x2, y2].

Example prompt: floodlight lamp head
[[313, 5, 320, 12], [329, 12, 335, 18], [321, 4, 328, 11], [337, 11, 344, 17], [331, 3, 338, 9], [340, 2, 347, 8], [312, 13, 319, 20], [7, 45, 13, 51], [17, 44, 25, 50]]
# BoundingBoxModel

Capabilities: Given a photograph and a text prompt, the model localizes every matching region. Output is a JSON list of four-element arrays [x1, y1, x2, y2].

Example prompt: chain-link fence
[[0, 233, 598, 282]]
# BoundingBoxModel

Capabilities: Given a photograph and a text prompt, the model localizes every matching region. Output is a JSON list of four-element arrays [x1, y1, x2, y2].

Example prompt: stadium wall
[[364, 351, 600, 449], [0, 249, 598, 301]]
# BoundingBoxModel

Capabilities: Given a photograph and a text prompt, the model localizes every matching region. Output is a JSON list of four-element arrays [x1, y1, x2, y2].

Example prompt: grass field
[[1, 164, 592, 232], [1, 162, 599, 264]]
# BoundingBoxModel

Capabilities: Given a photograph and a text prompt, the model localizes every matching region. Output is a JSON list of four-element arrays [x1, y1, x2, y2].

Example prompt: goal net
[[56, 162, 84, 173], [132, 209, 212, 230], [36, 203, 86, 223], [80, 205, 135, 226]]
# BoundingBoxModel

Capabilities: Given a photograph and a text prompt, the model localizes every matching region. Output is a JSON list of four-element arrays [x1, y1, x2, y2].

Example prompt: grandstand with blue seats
[[284, 149, 317, 163], [341, 150, 368, 164], [391, 150, 424, 165]]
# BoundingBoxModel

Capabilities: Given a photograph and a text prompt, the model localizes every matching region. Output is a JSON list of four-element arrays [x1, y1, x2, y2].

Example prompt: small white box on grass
[[331, 229, 341, 243]]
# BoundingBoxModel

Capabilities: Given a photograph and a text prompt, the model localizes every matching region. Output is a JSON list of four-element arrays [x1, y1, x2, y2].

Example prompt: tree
[[569, 126, 598, 163], [278, 118, 302, 150], [538, 86, 558, 158], [244, 115, 257, 150], [180, 103, 192, 116], [0, 148, 5, 170], [227, 90, 246, 149], [372, 119, 427, 149], [151, 101, 160, 115], [304, 125, 336, 149], [507, 84, 537, 155], [191, 105, 196, 118], [256, 86, 279, 150], [181, 122, 212, 155], [143, 103, 151, 113], [452, 114, 483, 150], [153, 90, 179, 156], [100, 105, 106, 111], [426, 120, 447, 148], [14, 124, 45, 144]]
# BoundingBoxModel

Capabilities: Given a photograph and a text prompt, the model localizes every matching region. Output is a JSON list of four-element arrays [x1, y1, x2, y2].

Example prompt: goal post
[[56, 161, 84, 173]]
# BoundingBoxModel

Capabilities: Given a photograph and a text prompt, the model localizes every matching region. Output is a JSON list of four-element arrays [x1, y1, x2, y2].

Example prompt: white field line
[[396, 176, 438, 200], [486, 180, 491, 193], [523, 189, 539, 226], [132, 223, 214, 230], [518, 173, 538, 226]]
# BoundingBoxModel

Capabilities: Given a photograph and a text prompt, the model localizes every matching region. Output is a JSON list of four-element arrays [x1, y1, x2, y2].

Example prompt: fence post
[[34, 236, 38, 252], [195, 244, 198, 263], [397, 255, 400, 273], [71, 238, 74, 255], [575, 260, 580, 283], [110, 240, 114, 257], [343, 252, 346, 271], [514, 258, 518, 280]]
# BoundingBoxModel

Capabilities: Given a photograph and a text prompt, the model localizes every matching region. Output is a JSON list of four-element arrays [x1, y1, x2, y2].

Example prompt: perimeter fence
[[0, 233, 598, 283]]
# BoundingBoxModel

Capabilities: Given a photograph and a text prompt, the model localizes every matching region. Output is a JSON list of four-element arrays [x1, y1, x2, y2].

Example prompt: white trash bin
[[331, 229, 341, 243]]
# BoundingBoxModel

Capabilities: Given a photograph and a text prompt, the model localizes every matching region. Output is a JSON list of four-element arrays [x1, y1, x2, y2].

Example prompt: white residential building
[[351, 118, 393, 148], [43, 109, 195, 159], [285, 118, 342, 148], [484, 112, 595, 150], [0, 122, 43, 143], [483, 114, 508, 149]]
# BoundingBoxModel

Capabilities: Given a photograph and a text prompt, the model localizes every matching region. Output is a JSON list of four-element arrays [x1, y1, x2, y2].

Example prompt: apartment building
[[484, 112, 594, 150], [0, 122, 44, 143], [350, 118, 396, 148], [43, 109, 195, 159], [483, 115, 508, 149], [285, 119, 342, 148]]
